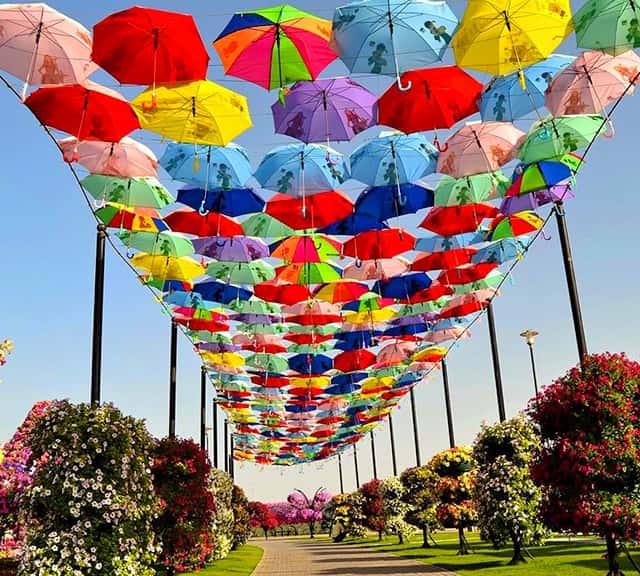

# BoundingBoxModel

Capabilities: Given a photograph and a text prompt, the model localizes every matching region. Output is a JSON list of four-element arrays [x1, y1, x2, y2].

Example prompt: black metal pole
[[442, 359, 456, 448], [200, 367, 206, 450], [91, 224, 107, 406], [213, 399, 219, 468], [388, 413, 398, 476], [528, 344, 539, 396], [370, 431, 378, 479], [409, 386, 422, 465], [169, 319, 178, 437], [354, 444, 360, 489], [224, 419, 229, 473], [229, 434, 235, 480], [554, 201, 588, 362], [338, 453, 344, 494], [486, 302, 506, 422]]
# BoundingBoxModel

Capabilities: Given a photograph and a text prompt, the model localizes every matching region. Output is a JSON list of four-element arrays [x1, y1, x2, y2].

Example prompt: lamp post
[[200, 367, 207, 450], [388, 413, 398, 476], [370, 431, 378, 480], [90, 224, 107, 406], [409, 386, 422, 465], [224, 419, 229, 473], [442, 359, 456, 448], [354, 444, 360, 489], [520, 329, 540, 396], [168, 319, 178, 437], [487, 301, 506, 422], [338, 453, 345, 494], [212, 399, 219, 468]]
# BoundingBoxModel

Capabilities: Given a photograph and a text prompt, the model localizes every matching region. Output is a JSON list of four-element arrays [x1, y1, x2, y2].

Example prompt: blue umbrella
[[331, 0, 458, 89], [285, 404, 318, 413], [350, 132, 438, 186], [192, 281, 252, 304], [164, 290, 217, 309], [383, 323, 429, 337], [335, 330, 381, 351], [318, 214, 388, 235], [373, 272, 432, 299], [288, 354, 333, 374], [472, 237, 532, 265], [254, 143, 349, 195], [355, 183, 434, 221], [177, 187, 264, 216], [415, 232, 486, 253], [479, 54, 575, 122], [159, 142, 253, 190]]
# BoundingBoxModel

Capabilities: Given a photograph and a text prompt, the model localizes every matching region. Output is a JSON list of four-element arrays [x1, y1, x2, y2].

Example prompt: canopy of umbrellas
[[2, 0, 638, 465]]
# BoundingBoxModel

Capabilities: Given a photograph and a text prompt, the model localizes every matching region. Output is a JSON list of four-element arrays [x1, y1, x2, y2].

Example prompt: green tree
[[400, 466, 440, 548]]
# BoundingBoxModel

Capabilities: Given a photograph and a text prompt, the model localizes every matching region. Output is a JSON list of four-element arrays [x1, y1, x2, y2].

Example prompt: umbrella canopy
[[242, 213, 294, 238], [289, 354, 333, 375], [343, 257, 409, 281], [343, 229, 416, 260], [254, 280, 312, 305], [373, 273, 432, 299], [438, 263, 498, 285], [272, 77, 376, 143], [81, 175, 174, 209], [376, 342, 417, 366], [131, 254, 205, 282], [420, 204, 498, 236], [118, 230, 194, 258], [490, 212, 543, 240], [313, 281, 369, 303], [275, 262, 342, 285], [411, 248, 477, 271], [472, 237, 531, 264], [573, 0, 640, 55], [177, 187, 264, 217], [342, 292, 395, 312], [265, 191, 353, 230], [164, 208, 243, 237], [434, 172, 509, 206], [214, 5, 337, 90], [206, 261, 275, 285], [319, 214, 388, 236], [334, 350, 376, 372], [271, 234, 341, 263], [131, 80, 252, 146], [95, 203, 167, 233], [193, 236, 269, 261], [247, 353, 289, 373], [191, 281, 253, 304], [355, 183, 434, 221]]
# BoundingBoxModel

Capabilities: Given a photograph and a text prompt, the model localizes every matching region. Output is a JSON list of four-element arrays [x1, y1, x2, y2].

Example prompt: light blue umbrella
[[254, 143, 349, 195], [479, 54, 575, 122], [159, 142, 253, 190], [350, 132, 438, 186], [415, 231, 485, 253], [471, 237, 532, 265], [331, 0, 458, 90]]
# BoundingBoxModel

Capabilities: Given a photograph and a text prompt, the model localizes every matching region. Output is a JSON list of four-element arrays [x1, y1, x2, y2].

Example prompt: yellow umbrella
[[360, 376, 395, 396], [289, 376, 331, 388], [412, 346, 448, 363], [131, 80, 252, 145], [201, 351, 245, 368], [343, 308, 396, 324], [131, 254, 205, 282], [452, 0, 573, 78]]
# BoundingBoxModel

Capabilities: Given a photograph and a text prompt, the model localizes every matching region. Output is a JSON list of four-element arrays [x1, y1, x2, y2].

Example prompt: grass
[[344, 532, 640, 575], [182, 545, 263, 576]]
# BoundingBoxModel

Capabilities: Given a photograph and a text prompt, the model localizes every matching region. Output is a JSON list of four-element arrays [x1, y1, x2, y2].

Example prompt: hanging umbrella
[[288, 342, 334, 354], [472, 237, 531, 264], [344, 308, 396, 325], [343, 257, 409, 281], [193, 236, 269, 261], [254, 280, 312, 305], [131, 254, 205, 282], [117, 230, 194, 258], [452, 270, 505, 295], [437, 121, 526, 177], [233, 333, 287, 354], [247, 353, 290, 373], [58, 136, 158, 177], [319, 214, 388, 236], [95, 202, 167, 233], [342, 229, 415, 260], [206, 261, 276, 285], [408, 284, 454, 304], [509, 155, 582, 195], [573, 0, 640, 55], [490, 212, 543, 240], [275, 262, 342, 285], [479, 54, 575, 122], [411, 248, 477, 272], [164, 208, 243, 237], [289, 354, 333, 375], [214, 5, 336, 90], [131, 80, 252, 146], [420, 204, 498, 236], [372, 273, 432, 299], [0, 3, 95, 98], [265, 191, 353, 230], [438, 291, 494, 319], [376, 342, 417, 366], [434, 172, 509, 206], [330, 0, 458, 88], [81, 175, 174, 209], [242, 213, 294, 238], [415, 232, 484, 253], [191, 281, 253, 304], [160, 142, 252, 190], [500, 186, 574, 215], [271, 234, 341, 263], [452, 0, 573, 76], [355, 183, 434, 221], [231, 299, 281, 315], [177, 187, 264, 217], [174, 307, 228, 322], [438, 263, 498, 285], [272, 77, 376, 143], [342, 292, 395, 312], [25, 81, 139, 142], [334, 350, 376, 373], [283, 300, 340, 316], [313, 281, 368, 304]]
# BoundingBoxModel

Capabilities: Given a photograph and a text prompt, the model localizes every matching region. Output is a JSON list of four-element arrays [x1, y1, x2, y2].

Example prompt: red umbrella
[[406, 284, 454, 304], [420, 204, 498, 236], [24, 81, 139, 142], [411, 248, 477, 272], [253, 280, 311, 305], [437, 263, 499, 285], [334, 350, 376, 372], [164, 208, 243, 237], [283, 333, 334, 345], [286, 313, 341, 326], [378, 66, 482, 146], [342, 229, 415, 260], [250, 374, 290, 388], [265, 191, 353, 230], [439, 289, 497, 319], [92, 7, 209, 86], [174, 318, 228, 332]]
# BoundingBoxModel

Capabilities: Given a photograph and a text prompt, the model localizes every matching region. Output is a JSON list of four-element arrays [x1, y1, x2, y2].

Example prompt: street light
[[520, 329, 540, 396]]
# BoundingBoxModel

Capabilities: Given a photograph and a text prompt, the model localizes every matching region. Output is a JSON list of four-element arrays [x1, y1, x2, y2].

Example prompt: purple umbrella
[[230, 313, 278, 324], [192, 236, 269, 261], [500, 184, 574, 216], [196, 342, 241, 353], [272, 77, 376, 144]]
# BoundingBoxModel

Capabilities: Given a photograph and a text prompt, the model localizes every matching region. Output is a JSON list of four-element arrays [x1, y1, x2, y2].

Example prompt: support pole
[[554, 201, 588, 362], [338, 453, 344, 494], [90, 224, 107, 406], [200, 367, 206, 450], [370, 431, 378, 479], [354, 444, 360, 489], [487, 302, 506, 422], [528, 344, 539, 396], [213, 399, 219, 468], [224, 419, 229, 473], [229, 434, 235, 480], [409, 386, 422, 465], [388, 413, 398, 476], [442, 359, 456, 448], [168, 319, 178, 437]]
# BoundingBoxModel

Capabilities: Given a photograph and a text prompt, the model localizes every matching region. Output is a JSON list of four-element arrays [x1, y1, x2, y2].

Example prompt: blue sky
[[1, 0, 638, 502]]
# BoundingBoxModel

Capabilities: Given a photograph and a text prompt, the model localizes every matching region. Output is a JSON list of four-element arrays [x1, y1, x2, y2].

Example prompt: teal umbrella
[[81, 174, 174, 208], [206, 261, 275, 285], [434, 172, 510, 206], [574, 0, 640, 55]]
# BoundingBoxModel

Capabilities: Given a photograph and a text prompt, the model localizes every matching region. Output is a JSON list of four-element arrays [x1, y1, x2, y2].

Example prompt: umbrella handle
[[354, 258, 363, 268], [126, 248, 135, 259], [62, 149, 78, 163], [396, 77, 412, 92], [141, 94, 157, 111], [216, 237, 226, 247], [93, 197, 106, 209], [198, 201, 210, 217], [434, 136, 449, 153], [603, 119, 615, 139]]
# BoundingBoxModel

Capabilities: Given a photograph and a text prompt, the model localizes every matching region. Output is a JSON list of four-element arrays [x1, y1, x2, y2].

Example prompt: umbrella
[[350, 132, 438, 186], [254, 280, 312, 305], [319, 214, 388, 236], [213, 5, 336, 90], [275, 262, 342, 285], [191, 281, 253, 305], [500, 186, 574, 215], [25, 81, 139, 142], [231, 299, 281, 315], [438, 262, 498, 285], [131, 80, 252, 146], [131, 254, 205, 282], [574, 0, 640, 55], [372, 273, 432, 299], [177, 187, 264, 217], [58, 136, 158, 177], [509, 155, 582, 195], [117, 230, 194, 258], [242, 213, 294, 238], [420, 204, 498, 236], [160, 142, 252, 191], [265, 191, 353, 230], [164, 208, 243, 237], [0, 3, 95, 98], [439, 291, 494, 319], [452, 0, 573, 76], [342, 292, 395, 312], [344, 308, 396, 325], [95, 203, 167, 233], [193, 236, 269, 261], [334, 350, 376, 373], [434, 172, 509, 206], [313, 281, 368, 304], [479, 54, 575, 122], [342, 229, 415, 260], [452, 270, 505, 295], [343, 257, 409, 281], [289, 354, 333, 375], [206, 261, 275, 285], [355, 183, 434, 221], [271, 235, 341, 263], [378, 66, 481, 141], [247, 353, 289, 373], [415, 232, 484, 253], [411, 248, 477, 272], [408, 284, 454, 304], [272, 77, 376, 143], [376, 342, 417, 366], [437, 121, 525, 177], [330, 0, 458, 88], [81, 175, 174, 209], [490, 212, 543, 240], [472, 237, 531, 264]]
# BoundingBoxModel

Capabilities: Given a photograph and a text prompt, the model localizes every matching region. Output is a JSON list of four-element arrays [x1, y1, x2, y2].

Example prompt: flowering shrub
[[380, 477, 413, 544], [152, 437, 215, 573], [473, 415, 548, 565], [209, 469, 234, 561], [324, 493, 366, 541], [286, 488, 331, 538], [248, 501, 278, 538], [400, 466, 440, 548], [359, 479, 386, 538], [0, 340, 13, 379], [528, 353, 640, 576], [231, 485, 250, 549], [429, 446, 474, 477], [18, 401, 159, 576]]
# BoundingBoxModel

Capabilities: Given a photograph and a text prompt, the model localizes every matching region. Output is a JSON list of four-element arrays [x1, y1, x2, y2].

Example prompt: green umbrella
[[397, 298, 450, 316], [246, 353, 289, 373], [206, 261, 275, 285], [188, 331, 233, 343], [370, 366, 406, 378], [435, 171, 510, 206], [287, 324, 340, 335], [453, 271, 505, 295], [349, 292, 390, 312], [81, 174, 174, 209], [229, 298, 281, 315], [218, 380, 252, 393], [117, 230, 194, 257], [518, 115, 606, 163], [287, 343, 334, 354], [241, 213, 294, 238], [277, 262, 342, 285], [238, 323, 287, 335], [574, 0, 640, 55]]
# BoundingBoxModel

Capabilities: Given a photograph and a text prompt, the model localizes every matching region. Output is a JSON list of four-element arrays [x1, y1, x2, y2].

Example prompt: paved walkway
[[252, 538, 458, 576]]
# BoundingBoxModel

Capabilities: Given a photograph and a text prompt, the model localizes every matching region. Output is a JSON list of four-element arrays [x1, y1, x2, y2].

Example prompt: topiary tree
[[18, 401, 159, 576], [400, 465, 440, 548], [529, 352, 640, 576], [359, 479, 386, 540], [209, 469, 234, 560], [231, 485, 250, 549], [380, 476, 414, 544], [286, 488, 332, 538], [324, 492, 366, 542], [473, 414, 548, 565], [248, 501, 278, 538], [152, 437, 215, 574]]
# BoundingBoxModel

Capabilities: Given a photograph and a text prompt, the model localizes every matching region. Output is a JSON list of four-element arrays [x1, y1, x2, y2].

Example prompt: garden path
[[252, 538, 459, 575]]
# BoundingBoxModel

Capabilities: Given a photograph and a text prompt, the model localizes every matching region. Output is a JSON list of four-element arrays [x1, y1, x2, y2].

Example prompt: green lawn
[[345, 532, 640, 576], [182, 545, 263, 576]]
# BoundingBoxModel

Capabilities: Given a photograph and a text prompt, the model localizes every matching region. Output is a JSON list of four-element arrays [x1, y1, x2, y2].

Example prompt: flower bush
[[400, 466, 440, 548], [528, 353, 640, 576], [152, 437, 215, 573], [429, 446, 474, 477], [209, 469, 234, 561], [286, 488, 331, 538], [248, 501, 278, 538], [380, 477, 413, 544], [18, 401, 159, 576], [324, 493, 366, 541], [359, 479, 386, 538], [473, 415, 548, 565], [231, 485, 250, 549]]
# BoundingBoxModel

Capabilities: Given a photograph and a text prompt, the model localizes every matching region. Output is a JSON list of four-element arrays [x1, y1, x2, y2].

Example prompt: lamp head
[[520, 329, 539, 346]]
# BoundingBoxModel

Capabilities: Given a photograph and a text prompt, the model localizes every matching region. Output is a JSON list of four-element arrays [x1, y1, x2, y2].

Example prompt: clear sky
[[1, 0, 638, 502]]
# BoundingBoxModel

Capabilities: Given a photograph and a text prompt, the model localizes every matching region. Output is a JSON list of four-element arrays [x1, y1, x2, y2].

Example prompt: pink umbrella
[[0, 3, 96, 98], [57, 136, 158, 176], [427, 326, 471, 343], [282, 300, 340, 316], [545, 50, 640, 117], [343, 257, 410, 281], [437, 121, 525, 178], [375, 341, 417, 367]]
